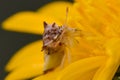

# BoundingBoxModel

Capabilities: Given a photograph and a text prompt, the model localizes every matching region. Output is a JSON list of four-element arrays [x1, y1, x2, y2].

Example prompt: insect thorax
[[42, 22, 65, 54]]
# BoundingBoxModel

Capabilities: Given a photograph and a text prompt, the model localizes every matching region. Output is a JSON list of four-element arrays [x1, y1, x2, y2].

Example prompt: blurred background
[[0, 0, 72, 79]]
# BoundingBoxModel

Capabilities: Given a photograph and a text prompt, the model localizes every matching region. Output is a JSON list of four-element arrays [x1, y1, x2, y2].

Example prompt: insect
[[42, 8, 82, 73]]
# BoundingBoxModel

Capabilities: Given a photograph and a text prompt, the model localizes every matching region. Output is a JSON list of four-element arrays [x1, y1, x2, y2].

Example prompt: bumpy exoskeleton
[[42, 21, 81, 73]]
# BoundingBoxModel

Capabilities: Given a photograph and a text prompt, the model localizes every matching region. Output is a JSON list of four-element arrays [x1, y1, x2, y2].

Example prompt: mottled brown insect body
[[42, 22, 66, 72], [42, 21, 81, 73], [42, 22, 64, 52]]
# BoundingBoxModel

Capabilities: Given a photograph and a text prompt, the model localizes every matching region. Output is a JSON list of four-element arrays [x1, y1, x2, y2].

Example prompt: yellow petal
[[74, 0, 120, 37], [37, 1, 82, 30], [2, 12, 62, 34], [73, 3, 104, 37], [57, 56, 106, 80], [33, 68, 60, 80], [93, 38, 120, 80], [74, 0, 90, 3], [5, 63, 43, 80], [37, 1, 72, 23], [5, 40, 43, 71]]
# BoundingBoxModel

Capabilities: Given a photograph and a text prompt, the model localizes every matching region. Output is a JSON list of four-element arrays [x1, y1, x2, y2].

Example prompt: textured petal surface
[[93, 38, 120, 80], [57, 56, 106, 80], [73, 0, 120, 38]]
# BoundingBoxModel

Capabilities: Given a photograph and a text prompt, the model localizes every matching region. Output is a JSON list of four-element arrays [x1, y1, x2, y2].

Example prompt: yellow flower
[[2, 0, 120, 80]]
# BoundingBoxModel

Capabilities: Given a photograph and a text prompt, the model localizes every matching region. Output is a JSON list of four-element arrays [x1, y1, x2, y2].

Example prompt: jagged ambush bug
[[42, 8, 82, 73]]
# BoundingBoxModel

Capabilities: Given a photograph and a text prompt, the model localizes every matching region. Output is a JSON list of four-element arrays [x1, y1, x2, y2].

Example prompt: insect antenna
[[64, 7, 69, 27]]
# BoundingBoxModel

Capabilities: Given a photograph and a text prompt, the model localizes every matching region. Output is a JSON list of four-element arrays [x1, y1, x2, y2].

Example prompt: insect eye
[[59, 42, 62, 46]]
